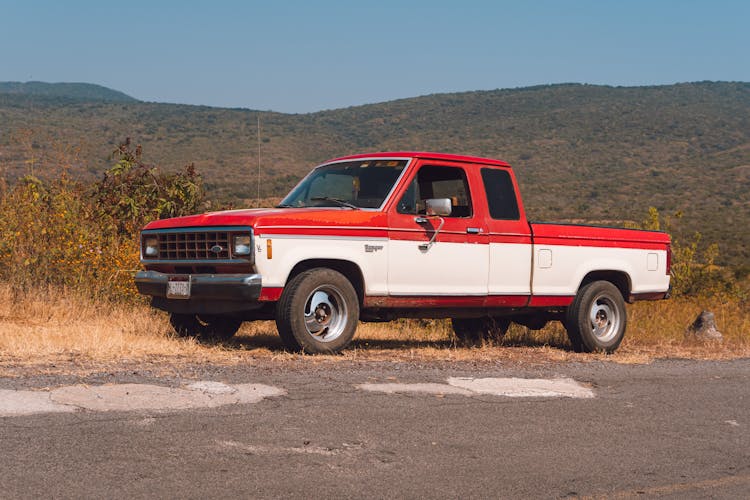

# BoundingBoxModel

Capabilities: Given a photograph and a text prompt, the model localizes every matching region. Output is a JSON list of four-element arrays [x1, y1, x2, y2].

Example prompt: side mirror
[[425, 198, 452, 217], [417, 199, 451, 251]]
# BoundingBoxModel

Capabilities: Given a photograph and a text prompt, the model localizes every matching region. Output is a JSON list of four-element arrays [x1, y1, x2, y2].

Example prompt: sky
[[1, 0, 748, 113]]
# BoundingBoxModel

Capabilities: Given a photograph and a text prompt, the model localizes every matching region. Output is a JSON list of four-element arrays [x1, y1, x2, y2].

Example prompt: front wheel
[[169, 313, 242, 341], [275, 268, 359, 354], [565, 281, 627, 353]]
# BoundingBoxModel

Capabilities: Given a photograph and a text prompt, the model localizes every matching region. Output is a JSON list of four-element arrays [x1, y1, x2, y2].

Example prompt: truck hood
[[142, 207, 387, 234]]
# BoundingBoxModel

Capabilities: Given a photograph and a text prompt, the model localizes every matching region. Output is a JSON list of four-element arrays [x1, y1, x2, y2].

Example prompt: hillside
[[0, 81, 138, 103], [0, 81, 748, 264]]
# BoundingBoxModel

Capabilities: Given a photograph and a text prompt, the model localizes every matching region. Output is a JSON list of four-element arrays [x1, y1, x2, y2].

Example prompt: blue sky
[[1, 0, 747, 113]]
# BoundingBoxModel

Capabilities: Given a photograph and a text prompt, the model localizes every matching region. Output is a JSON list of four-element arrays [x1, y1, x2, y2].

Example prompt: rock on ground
[[686, 310, 723, 341]]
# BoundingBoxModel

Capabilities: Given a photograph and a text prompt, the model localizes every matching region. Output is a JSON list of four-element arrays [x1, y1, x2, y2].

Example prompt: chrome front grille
[[141, 226, 253, 263], [158, 231, 231, 260]]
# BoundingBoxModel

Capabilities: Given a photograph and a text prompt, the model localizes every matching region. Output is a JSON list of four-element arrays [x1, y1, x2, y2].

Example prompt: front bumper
[[135, 271, 262, 302]]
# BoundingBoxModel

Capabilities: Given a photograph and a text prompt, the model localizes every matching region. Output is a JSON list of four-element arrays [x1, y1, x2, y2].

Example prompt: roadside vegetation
[[0, 139, 205, 300], [2, 82, 749, 265], [0, 140, 747, 369]]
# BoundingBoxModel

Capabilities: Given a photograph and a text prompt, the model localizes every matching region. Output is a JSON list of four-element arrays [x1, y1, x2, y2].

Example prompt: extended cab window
[[481, 168, 520, 220], [397, 165, 473, 217]]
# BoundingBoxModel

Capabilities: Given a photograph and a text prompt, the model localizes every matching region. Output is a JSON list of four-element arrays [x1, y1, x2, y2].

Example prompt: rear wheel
[[169, 313, 242, 341], [275, 268, 359, 354], [451, 317, 510, 346], [565, 280, 627, 353]]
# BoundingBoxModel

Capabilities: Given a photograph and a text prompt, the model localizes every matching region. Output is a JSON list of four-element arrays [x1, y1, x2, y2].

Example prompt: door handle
[[466, 227, 482, 234]]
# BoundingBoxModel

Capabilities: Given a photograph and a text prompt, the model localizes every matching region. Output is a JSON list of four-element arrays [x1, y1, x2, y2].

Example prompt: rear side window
[[481, 168, 520, 220]]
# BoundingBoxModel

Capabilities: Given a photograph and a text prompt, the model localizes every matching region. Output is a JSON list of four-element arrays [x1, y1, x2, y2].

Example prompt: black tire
[[169, 313, 242, 341], [564, 280, 627, 353], [451, 317, 510, 346], [275, 268, 359, 354]]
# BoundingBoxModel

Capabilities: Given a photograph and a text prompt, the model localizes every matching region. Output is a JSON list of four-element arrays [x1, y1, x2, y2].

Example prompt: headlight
[[232, 234, 252, 256], [143, 236, 159, 257]]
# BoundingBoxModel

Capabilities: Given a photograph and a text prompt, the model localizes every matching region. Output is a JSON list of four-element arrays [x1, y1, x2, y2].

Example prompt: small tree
[[94, 138, 205, 235]]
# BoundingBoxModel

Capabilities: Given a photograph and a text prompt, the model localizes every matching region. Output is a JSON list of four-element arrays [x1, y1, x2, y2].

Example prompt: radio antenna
[[256, 114, 261, 206]]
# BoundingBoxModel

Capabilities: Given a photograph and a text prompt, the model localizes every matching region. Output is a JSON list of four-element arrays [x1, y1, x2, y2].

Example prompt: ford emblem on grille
[[210, 245, 224, 254]]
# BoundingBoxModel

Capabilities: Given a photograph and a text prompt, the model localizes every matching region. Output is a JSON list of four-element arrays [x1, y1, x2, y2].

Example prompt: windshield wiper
[[275, 203, 294, 208], [310, 197, 360, 210]]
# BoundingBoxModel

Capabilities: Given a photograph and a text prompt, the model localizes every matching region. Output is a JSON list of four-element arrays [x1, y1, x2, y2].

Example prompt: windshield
[[279, 159, 408, 209]]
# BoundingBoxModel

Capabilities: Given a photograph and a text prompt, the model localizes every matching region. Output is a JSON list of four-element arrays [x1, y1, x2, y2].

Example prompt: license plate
[[167, 278, 191, 299]]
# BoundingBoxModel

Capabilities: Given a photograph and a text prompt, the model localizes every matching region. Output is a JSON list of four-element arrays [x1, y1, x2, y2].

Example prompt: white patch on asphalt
[[186, 381, 237, 395], [725, 419, 740, 427], [359, 377, 595, 399], [0, 382, 286, 417], [0, 389, 77, 416], [447, 377, 595, 398]]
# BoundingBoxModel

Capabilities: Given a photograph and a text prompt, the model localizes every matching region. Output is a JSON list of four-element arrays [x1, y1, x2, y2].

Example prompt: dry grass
[[623, 297, 750, 358], [0, 286, 200, 362], [0, 284, 748, 376]]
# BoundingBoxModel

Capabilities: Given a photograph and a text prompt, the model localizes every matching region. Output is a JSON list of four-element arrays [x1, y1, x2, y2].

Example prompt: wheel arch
[[578, 270, 632, 302], [286, 259, 365, 305]]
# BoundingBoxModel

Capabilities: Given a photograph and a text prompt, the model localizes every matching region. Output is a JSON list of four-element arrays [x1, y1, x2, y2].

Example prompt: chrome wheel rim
[[589, 294, 621, 342], [303, 285, 348, 342]]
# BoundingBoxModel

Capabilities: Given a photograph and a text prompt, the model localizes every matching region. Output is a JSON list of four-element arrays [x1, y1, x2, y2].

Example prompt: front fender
[[254, 235, 388, 295]]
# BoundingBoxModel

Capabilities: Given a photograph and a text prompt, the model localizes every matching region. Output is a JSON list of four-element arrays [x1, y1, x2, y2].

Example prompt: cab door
[[480, 166, 532, 305], [386, 161, 489, 297]]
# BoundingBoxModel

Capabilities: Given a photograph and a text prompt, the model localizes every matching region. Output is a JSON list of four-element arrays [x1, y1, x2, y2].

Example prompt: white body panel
[[488, 243, 533, 295], [532, 245, 670, 296], [256, 236, 669, 299], [387, 240, 489, 295], [254, 235, 389, 295]]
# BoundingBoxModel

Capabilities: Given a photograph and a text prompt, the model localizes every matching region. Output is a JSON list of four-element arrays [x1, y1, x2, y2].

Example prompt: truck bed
[[528, 222, 671, 300]]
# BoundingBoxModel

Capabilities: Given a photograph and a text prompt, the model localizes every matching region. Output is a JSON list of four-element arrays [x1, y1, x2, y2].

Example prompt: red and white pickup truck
[[135, 152, 671, 353]]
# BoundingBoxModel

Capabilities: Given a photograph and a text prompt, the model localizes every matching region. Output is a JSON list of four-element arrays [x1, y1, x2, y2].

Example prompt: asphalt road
[[1, 359, 748, 499]]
